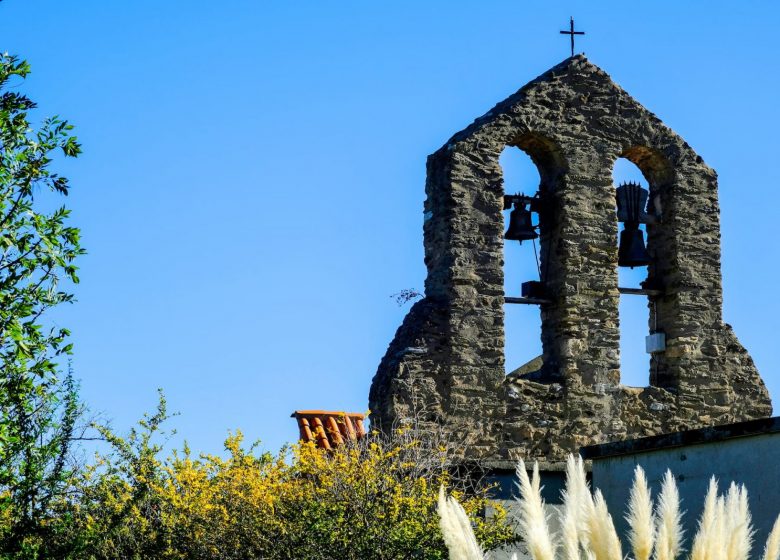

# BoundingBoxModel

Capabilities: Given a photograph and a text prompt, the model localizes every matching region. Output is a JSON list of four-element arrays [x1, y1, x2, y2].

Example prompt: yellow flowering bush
[[50, 397, 515, 559]]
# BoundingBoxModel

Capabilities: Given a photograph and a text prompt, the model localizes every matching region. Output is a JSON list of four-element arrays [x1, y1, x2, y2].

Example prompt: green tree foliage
[[0, 52, 84, 557]]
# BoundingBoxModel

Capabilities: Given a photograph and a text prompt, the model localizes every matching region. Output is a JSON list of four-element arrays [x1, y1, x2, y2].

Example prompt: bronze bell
[[505, 203, 538, 242], [618, 226, 651, 268]]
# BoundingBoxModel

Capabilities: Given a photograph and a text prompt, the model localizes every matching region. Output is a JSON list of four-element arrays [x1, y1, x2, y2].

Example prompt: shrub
[[61, 401, 515, 559]]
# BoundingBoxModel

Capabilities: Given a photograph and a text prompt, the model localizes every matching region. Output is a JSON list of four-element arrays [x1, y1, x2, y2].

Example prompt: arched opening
[[613, 158, 652, 387], [500, 146, 544, 376], [620, 146, 675, 388]]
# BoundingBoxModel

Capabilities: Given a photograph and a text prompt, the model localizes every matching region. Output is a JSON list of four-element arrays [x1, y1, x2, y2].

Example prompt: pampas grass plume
[[763, 514, 780, 560], [714, 496, 727, 560], [560, 454, 591, 560], [438, 485, 484, 560], [690, 477, 718, 560], [627, 465, 655, 560], [724, 483, 752, 560], [586, 489, 622, 560], [654, 470, 683, 560], [438, 455, 780, 560], [517, 459, 556, 560]]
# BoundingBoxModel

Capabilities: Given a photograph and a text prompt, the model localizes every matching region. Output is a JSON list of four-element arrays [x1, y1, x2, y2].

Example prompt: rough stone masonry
[[369, 55, 772, 462]]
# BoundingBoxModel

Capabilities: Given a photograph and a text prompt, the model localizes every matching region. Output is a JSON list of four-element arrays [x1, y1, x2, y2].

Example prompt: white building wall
[[590, 432, 780, 559]]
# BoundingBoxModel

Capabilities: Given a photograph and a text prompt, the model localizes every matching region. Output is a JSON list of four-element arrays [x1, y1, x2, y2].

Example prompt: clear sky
[[1, 0, 778, 455]]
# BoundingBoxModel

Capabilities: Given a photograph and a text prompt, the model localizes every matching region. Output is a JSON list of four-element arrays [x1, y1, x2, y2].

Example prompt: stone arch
[[616, 146, 678, 388], [615, 142, 720, 389], [499, 133, 567, 379], [621, 145, 675, 187], [612, 157, 653, 387], [507, 134, 568, 383], [500, 145, 542, 375], [512, 133, 568, 186]]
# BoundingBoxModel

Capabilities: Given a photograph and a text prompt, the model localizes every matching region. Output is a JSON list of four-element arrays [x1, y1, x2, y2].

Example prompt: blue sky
[[1, 1, 778, 454]]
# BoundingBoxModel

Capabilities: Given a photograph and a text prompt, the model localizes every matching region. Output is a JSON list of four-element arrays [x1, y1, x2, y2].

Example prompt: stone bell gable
[[369, 55, 771, 462]]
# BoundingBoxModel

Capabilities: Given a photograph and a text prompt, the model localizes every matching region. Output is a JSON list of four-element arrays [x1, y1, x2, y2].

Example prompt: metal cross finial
[[559, 16, 585, 57]]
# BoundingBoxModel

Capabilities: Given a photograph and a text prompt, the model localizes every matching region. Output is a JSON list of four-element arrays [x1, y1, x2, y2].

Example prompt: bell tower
[[369, 55, 772, 461]]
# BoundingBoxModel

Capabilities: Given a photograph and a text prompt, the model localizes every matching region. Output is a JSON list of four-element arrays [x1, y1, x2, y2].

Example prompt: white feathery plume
[[713, 496, 727, 560], [573, 454, 593, 543], [626, 465, 655, 560], [516, 459, 556, 560], [438, 458, 776, 560], [724, 483, 740, 536], [762, 514, 780, 560], [724, 483, 752, 560], [438, 485, 485, 560], [690, 477, 719, 560], [450, 494, 485, 560], [560, 454, 591, 560], [586, 489, 622, 560], [654, 470, 683, 560], [438, 485, 463, 560]]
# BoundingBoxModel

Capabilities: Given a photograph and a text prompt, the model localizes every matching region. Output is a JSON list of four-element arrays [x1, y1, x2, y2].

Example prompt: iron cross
[[559, 17, 585, 57]]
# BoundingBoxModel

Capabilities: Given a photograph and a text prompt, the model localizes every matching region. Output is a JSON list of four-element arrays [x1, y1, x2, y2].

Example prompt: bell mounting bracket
[[503, 192, 545, 212]]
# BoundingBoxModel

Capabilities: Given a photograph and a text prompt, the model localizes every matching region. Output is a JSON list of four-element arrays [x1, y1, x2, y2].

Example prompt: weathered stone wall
[[368, 55, 772, 462]]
